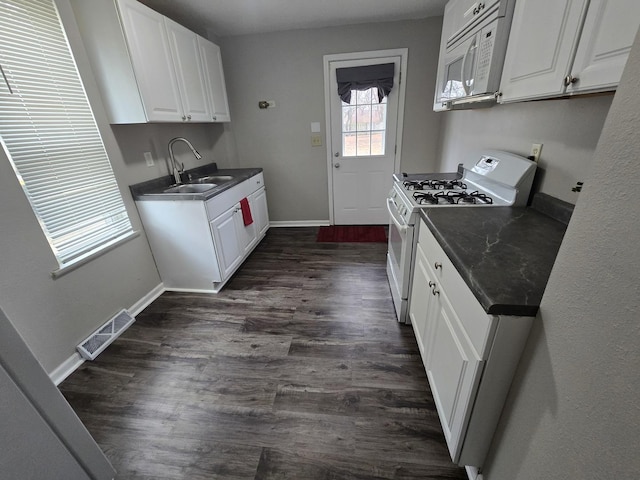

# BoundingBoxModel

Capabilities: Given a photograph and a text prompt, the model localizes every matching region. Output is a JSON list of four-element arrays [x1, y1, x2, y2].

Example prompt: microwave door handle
[[386, 197, 408, 233], [461, 37, 477, 96]]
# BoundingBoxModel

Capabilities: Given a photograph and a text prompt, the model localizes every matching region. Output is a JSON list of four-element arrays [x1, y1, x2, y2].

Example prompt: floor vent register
[[77, 309, 135, 360]]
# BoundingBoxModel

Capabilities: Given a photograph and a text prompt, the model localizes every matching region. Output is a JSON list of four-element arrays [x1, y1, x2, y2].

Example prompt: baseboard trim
[[129, 283, 165, 317], [465, 466, 482, 480], [269, 220, 330, 227], [51, 352, 85, 386], [164, 287, 216, 294], [50, 283, 166, 386]]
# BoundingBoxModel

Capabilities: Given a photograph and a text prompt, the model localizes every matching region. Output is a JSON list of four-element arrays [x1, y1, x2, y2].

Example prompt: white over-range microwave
[[433, 0, 516, 111]]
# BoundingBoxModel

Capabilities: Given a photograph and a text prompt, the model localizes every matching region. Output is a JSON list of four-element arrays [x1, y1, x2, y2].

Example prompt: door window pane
[[343, 132, 357, 157], [357, 132, 371, 156], [342, 106, 357, 132], [341, 86, 387, 157]]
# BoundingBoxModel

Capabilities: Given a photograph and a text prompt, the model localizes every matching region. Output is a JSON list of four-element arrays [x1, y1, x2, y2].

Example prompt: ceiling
[[138, 0, 448, 37]]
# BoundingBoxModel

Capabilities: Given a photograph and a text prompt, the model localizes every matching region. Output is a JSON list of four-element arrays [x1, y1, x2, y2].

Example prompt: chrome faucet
[[168, 137, 202, 184]]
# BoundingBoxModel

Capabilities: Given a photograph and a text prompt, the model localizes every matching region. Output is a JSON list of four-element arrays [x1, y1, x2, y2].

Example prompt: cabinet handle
[[428, 281, 435, 288], [473, 2, 485, 15], [181, 115, 187, 121], [187, 115, 192, 120], [431, 283, 440, 296], [564, 75, 578, 87], [434, 262, 442, 270], [212, 115, 217, 121]]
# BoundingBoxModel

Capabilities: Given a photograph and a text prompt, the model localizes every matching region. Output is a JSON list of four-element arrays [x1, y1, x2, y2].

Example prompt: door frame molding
[[323, 48, 408, 225]]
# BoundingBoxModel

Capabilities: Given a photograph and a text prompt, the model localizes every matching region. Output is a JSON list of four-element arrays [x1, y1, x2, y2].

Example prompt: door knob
[[334, 163, 340, 168], [334, 152, 340, 157]]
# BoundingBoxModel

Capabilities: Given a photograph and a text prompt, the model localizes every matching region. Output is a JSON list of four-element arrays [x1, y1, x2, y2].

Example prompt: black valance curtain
[[336, 63, 395, 104]]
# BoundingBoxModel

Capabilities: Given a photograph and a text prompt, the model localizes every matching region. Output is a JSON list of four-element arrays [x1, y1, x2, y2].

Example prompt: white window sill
[[51, 231, 141, 279]]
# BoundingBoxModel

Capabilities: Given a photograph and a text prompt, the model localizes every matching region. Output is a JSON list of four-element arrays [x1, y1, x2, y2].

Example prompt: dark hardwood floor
[[60, 227, 467, 480]]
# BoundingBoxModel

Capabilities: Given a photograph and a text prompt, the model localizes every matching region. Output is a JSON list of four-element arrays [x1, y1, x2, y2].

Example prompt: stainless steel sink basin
[[191, 175, 235, 184], [162, 183, 217, 194]]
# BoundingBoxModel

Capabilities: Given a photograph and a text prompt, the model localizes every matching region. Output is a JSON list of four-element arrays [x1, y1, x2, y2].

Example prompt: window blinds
[[0, 0, 133, 268]]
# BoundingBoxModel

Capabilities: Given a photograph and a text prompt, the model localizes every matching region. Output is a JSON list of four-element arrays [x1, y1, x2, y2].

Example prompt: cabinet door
[[569, 0, 640, 94], [198, 37, 231, 122], [249, 187, 269, 238], [116, 0, 183, 121], [165, 18, 211, 122], [236, 203, 256, 255], [499, 0, 589, 103], [408, 243, 438, 364], [210, 206, 243, 279], [426, 292, 484, 462]]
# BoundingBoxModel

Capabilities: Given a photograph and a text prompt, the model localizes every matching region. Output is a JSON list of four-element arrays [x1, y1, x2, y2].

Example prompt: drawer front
[[205, 172, 264, 220], [417, 219, 496, 358]]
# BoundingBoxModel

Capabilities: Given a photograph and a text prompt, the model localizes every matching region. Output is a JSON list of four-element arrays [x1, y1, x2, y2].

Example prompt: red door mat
[[316, 226, 387, 243]]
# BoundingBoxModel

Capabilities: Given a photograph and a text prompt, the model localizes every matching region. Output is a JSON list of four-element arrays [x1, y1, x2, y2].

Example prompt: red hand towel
[[240, 197, 253, 226]]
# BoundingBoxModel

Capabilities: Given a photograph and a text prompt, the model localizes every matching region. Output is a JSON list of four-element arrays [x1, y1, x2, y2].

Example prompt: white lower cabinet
[[425, 288, 484, 461], [136, 173, 268, 292], [409, 218, 533, 469], [210, 201, 256, 279]]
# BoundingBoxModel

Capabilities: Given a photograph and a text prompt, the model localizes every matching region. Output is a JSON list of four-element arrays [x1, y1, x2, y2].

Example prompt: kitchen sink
[[191, 175, 235, 184], [162, 183, 217, 194]]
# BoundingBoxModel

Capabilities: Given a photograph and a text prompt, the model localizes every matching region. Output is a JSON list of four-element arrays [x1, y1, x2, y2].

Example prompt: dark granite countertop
[[419, 194, 572, 316], [129, 163, 263, 201]]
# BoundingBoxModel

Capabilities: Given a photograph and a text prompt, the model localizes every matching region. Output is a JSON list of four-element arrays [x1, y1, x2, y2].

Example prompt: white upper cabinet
[[198, 37, 231, 122], [70, 0, 230, 123], [499, 0, 640, 103], [116, 0, 184, 121], [164, 18, 211, 122], [569, 0, 640, 94]]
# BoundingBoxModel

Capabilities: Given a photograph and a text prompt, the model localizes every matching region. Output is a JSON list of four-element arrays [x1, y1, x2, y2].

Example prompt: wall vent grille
[[77, 309, 135, 360]]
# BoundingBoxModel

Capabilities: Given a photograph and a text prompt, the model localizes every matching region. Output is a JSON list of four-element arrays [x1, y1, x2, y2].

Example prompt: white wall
[[219, 18, 443, 222], [437, 94, 613, 204], [0, 0, 161, 374], [482, 31, 640, 479], [110, 122, 237, 186], [438, 94, 613, 204]]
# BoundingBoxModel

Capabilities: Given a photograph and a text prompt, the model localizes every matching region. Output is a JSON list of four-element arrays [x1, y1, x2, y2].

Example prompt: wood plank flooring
[[60, 227, 468, 480]]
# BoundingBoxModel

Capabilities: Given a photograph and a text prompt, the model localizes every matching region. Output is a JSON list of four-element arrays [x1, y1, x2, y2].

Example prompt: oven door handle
[[386, 197, 409, 233]]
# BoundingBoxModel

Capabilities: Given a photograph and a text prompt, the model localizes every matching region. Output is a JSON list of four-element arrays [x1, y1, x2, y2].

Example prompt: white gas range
[[386, 150, 537, 324]]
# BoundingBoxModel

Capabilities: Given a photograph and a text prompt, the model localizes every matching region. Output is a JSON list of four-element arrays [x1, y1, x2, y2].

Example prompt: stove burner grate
[[433, 190, 494, 205], [404, 179, 468, 191], [413, 192, 439, 205]]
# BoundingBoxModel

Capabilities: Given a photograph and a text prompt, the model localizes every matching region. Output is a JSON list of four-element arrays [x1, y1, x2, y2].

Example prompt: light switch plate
[[143, 151, 154, 167], [311, 122, 321, 133]]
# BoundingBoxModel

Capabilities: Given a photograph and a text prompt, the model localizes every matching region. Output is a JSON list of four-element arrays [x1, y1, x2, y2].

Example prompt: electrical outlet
[[311, 134, 322, 147], [143, 151, 154, 167], [530, 143, 543, 162]]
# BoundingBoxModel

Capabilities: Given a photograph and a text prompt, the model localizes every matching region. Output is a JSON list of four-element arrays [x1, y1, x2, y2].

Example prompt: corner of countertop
[[530, 192, 575, 225]]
